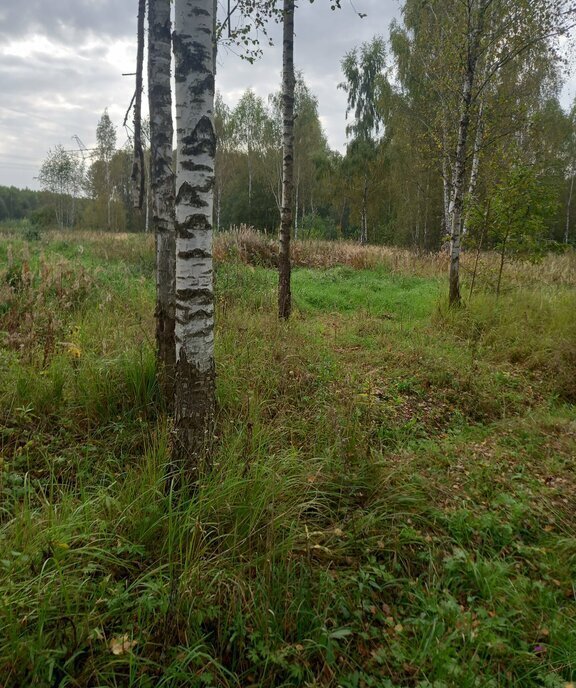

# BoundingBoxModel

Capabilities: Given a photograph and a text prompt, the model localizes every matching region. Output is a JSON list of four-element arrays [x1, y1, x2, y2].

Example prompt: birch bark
[[148, 0, 176, 408], [278, 0, 295, 320], [448, 0, 487, 306], [173, 0, 216, 475], [449, 69, 473, 306], [462, 99, 484, 237]]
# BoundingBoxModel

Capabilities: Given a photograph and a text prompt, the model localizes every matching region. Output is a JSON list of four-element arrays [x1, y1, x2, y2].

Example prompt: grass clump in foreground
[[0, 230, 575, 687]]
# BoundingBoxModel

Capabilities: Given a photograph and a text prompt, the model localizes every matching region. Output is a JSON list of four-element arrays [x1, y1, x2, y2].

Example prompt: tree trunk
[[145, 175, 150, 233], [278, 0, 295, 320], [448, 0, 487, 306], [248, 152, 253, 211], [423, 176, 430, 251], [173, 0, 216, 478], [449, 69, 474, 306], [149, 0, 176, 410], [107, 171, 112, 231], [462, 99, 484, 237], [566, 173, 574, 244], [442, 156, 452, 240], [294, 167, 299, 240], [448, 72, 479, 302], [132, 0, 146, 210]]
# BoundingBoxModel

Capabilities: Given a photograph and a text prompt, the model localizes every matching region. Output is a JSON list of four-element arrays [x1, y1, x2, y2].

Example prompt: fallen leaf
[[109, 634, 137, 655]]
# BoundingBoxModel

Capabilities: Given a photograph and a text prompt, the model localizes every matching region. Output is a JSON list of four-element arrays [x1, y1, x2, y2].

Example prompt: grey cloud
[[1, 0, 399, 188], [0, 1, 137, 43], [0, 37, 137, 188]]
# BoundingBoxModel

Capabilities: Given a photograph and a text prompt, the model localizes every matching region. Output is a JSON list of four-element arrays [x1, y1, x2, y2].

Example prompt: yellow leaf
[[67, 343, 82, 359], [61, 341, 82, 358], [109, 634, 137, 655]]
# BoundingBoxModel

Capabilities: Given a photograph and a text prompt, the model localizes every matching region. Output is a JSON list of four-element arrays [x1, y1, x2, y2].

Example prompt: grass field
[[0, 229, 575, 687]]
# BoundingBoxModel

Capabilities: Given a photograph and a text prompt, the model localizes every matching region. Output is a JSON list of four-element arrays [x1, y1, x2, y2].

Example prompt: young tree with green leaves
[[38, 145, 84, 229], [388, 0, 575, 304], [339, 37, 387, 244], [94, 109, 117, 231], [472, 164, 558, 295], [233, 90, 272, 217]]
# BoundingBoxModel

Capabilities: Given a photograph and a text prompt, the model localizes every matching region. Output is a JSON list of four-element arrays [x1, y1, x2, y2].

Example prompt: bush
[[299, 213, 339, 240], [29, 205, 57, 229]]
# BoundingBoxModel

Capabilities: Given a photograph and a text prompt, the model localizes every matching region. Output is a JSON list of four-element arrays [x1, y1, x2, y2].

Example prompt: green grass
[[0, 232, 575, 687]]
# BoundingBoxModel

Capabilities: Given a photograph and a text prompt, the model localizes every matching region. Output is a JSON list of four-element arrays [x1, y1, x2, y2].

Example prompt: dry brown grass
[[30, 226, 576, 289], [215, 226, 576, 288]]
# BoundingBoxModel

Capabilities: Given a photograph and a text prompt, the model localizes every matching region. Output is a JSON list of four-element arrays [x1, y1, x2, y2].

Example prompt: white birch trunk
[[462, 99, 484, 237], [149, 0, 176, 408], [449, 69, 473, 306], [448, 0, 487, 306], [173, 0, 216, 473], [294, 167, 299, 240], [442, 156, 452, 241]]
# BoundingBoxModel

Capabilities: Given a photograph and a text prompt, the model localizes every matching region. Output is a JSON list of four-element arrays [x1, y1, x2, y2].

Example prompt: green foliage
[[0, 186, 57, 225], [38, 144, 85, 230], [339, 37, 387, 142], [299, 212, 338, 240], [487, 165, 559, 260]]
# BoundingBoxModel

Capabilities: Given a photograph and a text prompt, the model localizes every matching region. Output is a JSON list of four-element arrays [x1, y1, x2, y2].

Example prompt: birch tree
[[38, 145, 84, 229], [278, 0, 295, 320], [172, 0, 216, 475], [94, 110, 116, 231], [232, 91, 270, 216], [214, 93, 236, 231], [390, 0, 575, 305], [339, 37, 386, 245], [148, 0, 176, 407]]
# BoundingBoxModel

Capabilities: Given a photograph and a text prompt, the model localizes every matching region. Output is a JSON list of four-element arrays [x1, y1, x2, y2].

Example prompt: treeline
[[12, 1, 576, 254], [17, 110, 149, 233], [214, 78, 341, 239], [215, 40, 575, 253], [0, 186, 57, 224]]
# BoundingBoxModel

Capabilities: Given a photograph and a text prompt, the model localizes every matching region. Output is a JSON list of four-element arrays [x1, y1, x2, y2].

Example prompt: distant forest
[[0, 186, 59, 224]]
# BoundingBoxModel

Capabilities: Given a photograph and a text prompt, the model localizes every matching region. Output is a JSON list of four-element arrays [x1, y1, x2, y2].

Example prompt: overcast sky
[[0, 0, 574, 190]]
